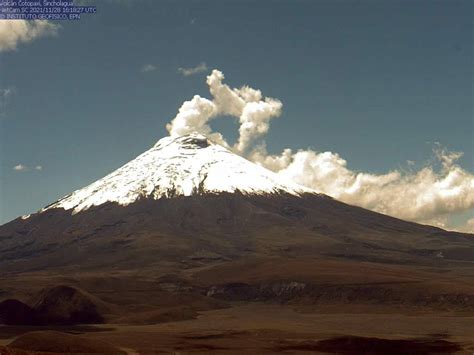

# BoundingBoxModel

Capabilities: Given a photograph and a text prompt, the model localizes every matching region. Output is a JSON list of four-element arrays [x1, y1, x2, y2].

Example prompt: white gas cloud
[[0, 20, 59, 52], [178, 62, 208, 76], [166, 69, 474, 232], [167, 69, 282, 154]]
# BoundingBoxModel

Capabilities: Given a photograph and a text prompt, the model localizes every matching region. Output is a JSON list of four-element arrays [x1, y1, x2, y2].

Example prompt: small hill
[[32, 285, 107, 325], [0, 299, 36, 325]]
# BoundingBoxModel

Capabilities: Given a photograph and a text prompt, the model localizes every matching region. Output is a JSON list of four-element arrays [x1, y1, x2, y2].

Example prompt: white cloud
[[458, 218, 474, 233], [252, 145, 474, 228], [0, 87, 13, 116], [13, 164, 27, 172], [165, 69, 474, 231], [13, 164, 43, 172], [0, 20, 59, 52], [178, 62, 208, 76], [1, 88, 11, 98], [141, 64, 157, 73]]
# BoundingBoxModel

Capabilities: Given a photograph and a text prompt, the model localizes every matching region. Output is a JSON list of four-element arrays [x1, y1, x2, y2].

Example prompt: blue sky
[[0, 0, 472, 230]]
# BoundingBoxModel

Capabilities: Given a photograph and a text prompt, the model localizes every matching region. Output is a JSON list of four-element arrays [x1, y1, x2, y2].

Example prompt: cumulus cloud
[[13, 164, 43, 172], [178, 62, 208, 76], [251, 144, 474, 229], [165, 69, 474, 232], [1, 88, 11, 98], [141, 64, 157, 73], [458, 218, 474, 233], [0, 20, 59, 52], [13, 164, 27, 172]]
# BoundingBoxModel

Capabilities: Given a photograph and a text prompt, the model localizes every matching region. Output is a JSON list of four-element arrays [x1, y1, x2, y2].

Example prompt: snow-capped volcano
[[45, 134, 315, 214], [4, 134, 473, 281]]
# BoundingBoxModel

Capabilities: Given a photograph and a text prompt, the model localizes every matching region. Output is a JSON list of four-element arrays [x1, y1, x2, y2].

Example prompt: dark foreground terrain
[[0, 302, 473, 353], [1, 255, 473, 354], [1, 194, 473, 353]]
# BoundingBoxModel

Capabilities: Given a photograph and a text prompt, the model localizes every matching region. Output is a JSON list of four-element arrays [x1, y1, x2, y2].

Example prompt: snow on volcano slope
[[45, 134, 317, 214]]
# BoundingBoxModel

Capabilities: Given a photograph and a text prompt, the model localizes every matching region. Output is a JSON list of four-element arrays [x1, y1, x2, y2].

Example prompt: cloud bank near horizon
[[166, 69, 474, 233]]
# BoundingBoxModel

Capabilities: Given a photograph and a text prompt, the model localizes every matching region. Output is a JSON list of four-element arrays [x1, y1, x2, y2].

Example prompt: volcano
[[0, 134, 473, 352], [43, 133, 314, 213], [1, 133, 472, 270], [1, 133, 473, 273]]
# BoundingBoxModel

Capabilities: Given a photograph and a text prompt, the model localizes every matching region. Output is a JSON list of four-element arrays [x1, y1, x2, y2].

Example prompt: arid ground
[[1, 255, 474, 354], [1, 195, 473, 353]]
